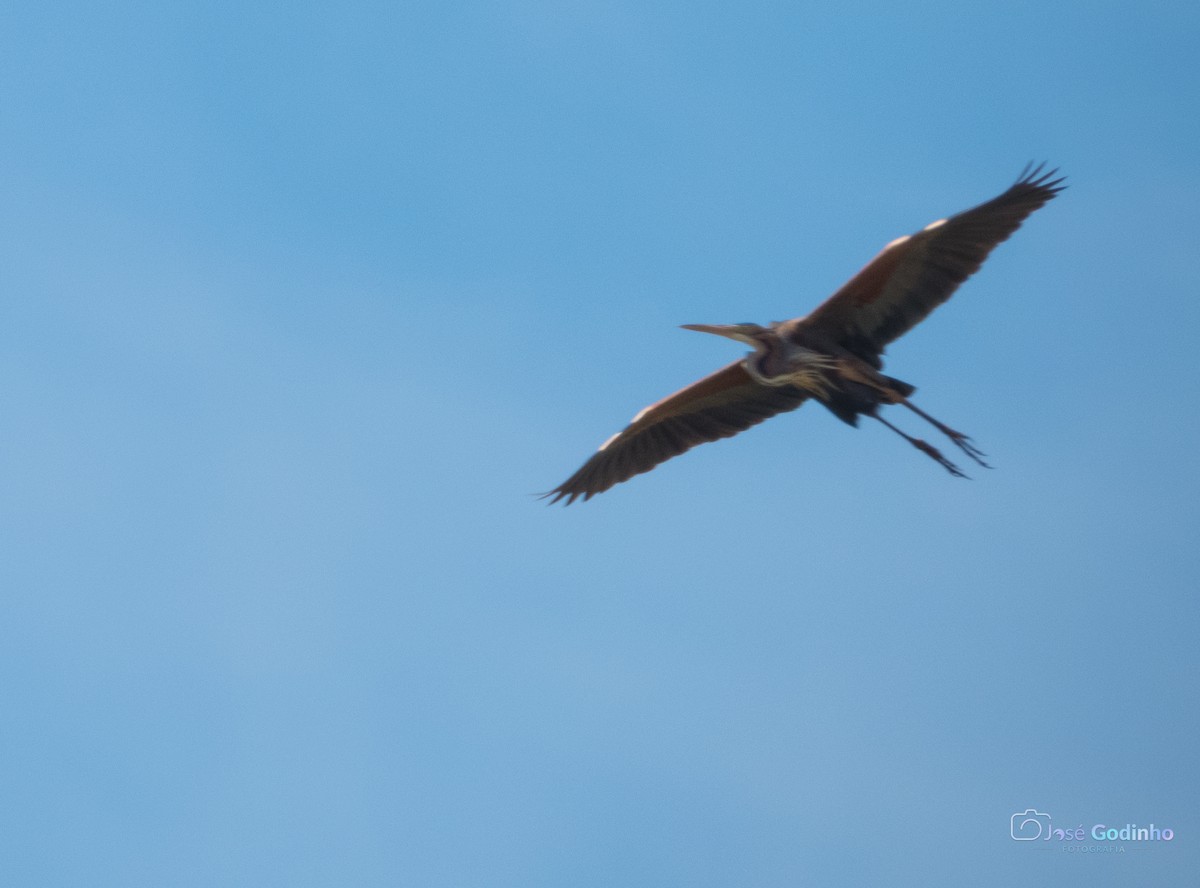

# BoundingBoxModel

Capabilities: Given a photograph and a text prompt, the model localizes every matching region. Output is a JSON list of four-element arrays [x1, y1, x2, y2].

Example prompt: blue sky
[[2, 2, 1198, 885]]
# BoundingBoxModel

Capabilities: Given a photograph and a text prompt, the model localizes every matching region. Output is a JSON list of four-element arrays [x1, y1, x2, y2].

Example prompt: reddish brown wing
[[801, 165, 1065, 361], [546, 361, 809, 504]]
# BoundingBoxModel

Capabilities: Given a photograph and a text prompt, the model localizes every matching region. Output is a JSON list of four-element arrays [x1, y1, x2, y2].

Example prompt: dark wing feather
[[546, 361, 809, 504], [801, 164, 1065, 360]]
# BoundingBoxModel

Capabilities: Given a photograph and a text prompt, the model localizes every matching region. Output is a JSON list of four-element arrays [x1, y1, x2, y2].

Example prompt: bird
[[546, 164, 1065, 504]]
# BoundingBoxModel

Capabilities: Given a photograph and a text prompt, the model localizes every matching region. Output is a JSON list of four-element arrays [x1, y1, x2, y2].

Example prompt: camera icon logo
[[1011, 809, 1051, 840]]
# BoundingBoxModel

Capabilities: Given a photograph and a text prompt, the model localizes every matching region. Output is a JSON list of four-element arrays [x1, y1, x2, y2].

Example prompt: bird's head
[[680, 323, 769, 347]]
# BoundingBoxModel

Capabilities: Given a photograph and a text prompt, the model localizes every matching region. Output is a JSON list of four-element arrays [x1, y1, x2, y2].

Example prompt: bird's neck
[[746, 337, 836, 393]]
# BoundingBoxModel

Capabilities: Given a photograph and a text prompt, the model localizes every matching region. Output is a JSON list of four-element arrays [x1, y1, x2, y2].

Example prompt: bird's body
[[547, 165, 1065, 504], [701, 320, 905, 408]]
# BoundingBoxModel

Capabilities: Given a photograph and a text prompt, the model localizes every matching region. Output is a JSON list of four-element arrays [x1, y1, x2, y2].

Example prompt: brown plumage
[[547, 165, 1065, 504]]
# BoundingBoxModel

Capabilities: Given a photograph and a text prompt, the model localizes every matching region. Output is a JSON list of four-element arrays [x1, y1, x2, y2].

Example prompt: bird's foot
[[900, 400, 990, 468], [912, 438, 969, 478], [943, 429, 991, 469]]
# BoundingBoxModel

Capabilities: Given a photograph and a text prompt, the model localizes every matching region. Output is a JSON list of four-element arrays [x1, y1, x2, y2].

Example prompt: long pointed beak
[[680, 324, 749, 341]]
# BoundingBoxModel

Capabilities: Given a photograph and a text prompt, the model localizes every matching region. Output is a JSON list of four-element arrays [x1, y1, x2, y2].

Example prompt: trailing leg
[[872, 413, 968, 478], [901, 400, 990, 468]]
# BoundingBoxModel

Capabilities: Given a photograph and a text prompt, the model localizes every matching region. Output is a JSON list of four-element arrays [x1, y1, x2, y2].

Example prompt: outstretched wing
[[801, 164, 1065, 361], [546, 361, 809, 504]]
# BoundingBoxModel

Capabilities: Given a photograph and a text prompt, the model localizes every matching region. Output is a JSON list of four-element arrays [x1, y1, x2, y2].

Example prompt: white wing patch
[[923, 217, 947, 232], [885, 234, 911, 250], [598, 431, 622, 452]]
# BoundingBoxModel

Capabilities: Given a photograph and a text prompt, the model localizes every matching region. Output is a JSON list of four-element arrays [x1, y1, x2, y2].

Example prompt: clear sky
[[2, 2, 1197, 886]]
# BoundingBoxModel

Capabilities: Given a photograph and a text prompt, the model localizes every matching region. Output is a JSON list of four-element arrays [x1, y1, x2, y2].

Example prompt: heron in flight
[[547, 165, 1065, 504]]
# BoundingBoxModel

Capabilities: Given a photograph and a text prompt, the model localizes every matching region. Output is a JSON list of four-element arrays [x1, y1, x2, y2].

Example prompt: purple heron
[[547, 165, 1065, 504]]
